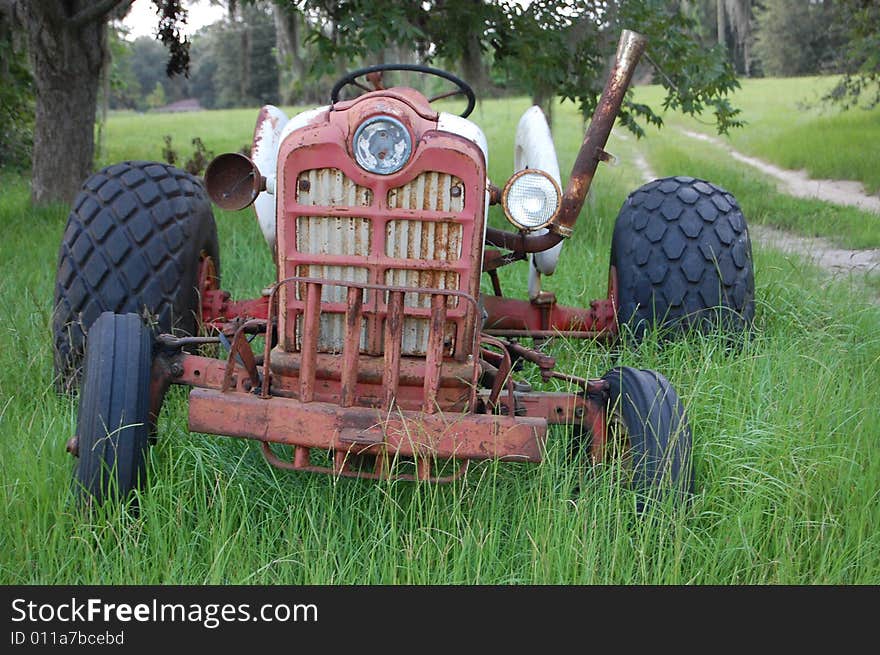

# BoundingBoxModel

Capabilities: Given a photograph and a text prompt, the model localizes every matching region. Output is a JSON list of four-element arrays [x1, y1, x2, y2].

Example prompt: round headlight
[[353, 116, 412, 175], [501, 169, 562, 231]]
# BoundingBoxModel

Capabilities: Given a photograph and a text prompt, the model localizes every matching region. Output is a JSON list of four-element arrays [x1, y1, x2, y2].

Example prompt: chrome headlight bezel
[[352, 115, 413, 175], [501, 169, 563, 231]]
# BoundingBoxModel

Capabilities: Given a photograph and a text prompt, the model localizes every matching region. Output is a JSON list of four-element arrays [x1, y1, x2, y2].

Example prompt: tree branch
[[70, 0, 130, 28]]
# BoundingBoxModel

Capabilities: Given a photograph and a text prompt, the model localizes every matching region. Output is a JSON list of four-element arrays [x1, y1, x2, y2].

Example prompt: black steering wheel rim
[[330, 63, 476, 119]]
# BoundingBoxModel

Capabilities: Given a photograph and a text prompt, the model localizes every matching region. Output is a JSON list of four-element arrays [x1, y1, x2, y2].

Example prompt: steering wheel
[[330, 63, 476, 119]]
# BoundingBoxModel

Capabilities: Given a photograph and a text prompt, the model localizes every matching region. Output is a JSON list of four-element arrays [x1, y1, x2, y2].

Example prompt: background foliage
[[5, 0, 878, 181]]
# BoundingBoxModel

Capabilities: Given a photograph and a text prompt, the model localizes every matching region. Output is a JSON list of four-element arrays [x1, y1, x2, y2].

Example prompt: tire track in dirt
[[748, 224, 880, 274], [614, 130, 880, 290], [678, 128, 880, 214]]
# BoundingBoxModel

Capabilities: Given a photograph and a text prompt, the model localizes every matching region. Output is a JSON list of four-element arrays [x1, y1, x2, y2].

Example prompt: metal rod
[[261, 286, 277, 399], [552, 29, 648, 237], [483, 329, 607, 339], [339, 286, 363, 407], [155, 335, 221, 347], [416, 457, 431, 482], [294, 445, 311, 469], [485, 29, 648, 252], [383, 290, 404, 410], [333, 449, 347, 475], [299, 282, 322, 402], [422, 294, 447, 414]]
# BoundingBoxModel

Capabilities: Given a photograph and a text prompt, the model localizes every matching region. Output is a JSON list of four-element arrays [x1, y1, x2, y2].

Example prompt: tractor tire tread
[[612, 176, 755, 338], [74, 312, 152, 505], [53, 161, 218, 392]]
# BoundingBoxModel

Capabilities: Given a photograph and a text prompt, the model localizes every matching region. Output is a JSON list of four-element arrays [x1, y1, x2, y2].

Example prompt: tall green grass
[[1, 96, 878, 584], [635, 77, 880, 194], [614, 121, 880, 250]]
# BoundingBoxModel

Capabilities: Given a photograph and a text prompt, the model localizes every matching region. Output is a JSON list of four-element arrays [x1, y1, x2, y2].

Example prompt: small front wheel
[[601, 366, 694, 509], [73, 312, 153, 507]]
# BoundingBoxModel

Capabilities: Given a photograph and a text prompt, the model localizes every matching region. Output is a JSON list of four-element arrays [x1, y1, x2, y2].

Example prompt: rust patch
[[252, 105, 280, 151], [387, 172, 464, 211], [296, 168, 373, 207], [187, 387, 547, 463]]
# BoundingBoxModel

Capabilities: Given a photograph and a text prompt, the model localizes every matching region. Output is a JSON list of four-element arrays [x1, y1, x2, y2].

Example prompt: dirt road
[[618, 130, 880, 283]]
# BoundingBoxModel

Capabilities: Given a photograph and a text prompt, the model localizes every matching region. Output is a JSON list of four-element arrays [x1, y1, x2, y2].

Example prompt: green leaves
[[0, 11, 33, 169], [622, 2, 742, 135], [822, 0, 880, 110], [287, 0, 742, 136]]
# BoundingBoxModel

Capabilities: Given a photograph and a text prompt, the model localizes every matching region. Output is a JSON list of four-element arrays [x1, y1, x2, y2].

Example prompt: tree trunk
[[531, 91, 553, 129], [240, 21, 251, 103], [728, 0, 752, 76], [273, 2, 306, 103], [461, 28, 487, 98], [717, 0, 727, 47], [95, 23, 112, 165], [13, 1, 125, 205], [281, 6, 305, 77]]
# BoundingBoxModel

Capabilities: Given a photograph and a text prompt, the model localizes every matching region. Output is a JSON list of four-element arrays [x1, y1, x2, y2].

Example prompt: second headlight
[[501, 169, 562, 231]]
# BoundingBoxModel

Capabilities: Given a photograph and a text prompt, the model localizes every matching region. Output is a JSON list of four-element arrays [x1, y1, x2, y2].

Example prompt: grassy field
[[622, 79, 880, 251], [1, 87, 878, 584], [635, 76, 880, 195]]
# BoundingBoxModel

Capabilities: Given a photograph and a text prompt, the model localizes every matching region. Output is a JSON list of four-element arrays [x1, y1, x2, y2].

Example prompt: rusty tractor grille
[[383, 173, 464, 350], [387, 172, 464, 211], [296, 168, 372, 207], [385, 220, 462, 261], [294, 264, 369, 352], [283, 167, 473, 358]]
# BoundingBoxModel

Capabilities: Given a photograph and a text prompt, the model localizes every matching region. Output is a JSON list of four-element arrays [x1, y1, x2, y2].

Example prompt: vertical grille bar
[[294, 446, 311, 469], [339, 286, 363, 408], [299, 282, 322, 402], [416, 457, 431, 482], [422, 293, 447, 414], [383, 291, 405, 410]]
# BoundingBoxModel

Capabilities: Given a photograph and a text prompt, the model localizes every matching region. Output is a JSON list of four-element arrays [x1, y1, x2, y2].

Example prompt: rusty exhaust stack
[[486, 29, 648, 252]]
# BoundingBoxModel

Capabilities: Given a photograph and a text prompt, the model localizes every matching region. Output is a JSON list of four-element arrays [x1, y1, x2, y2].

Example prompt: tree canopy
[[823, 0, 880, 109], [282, 0, 743, 136], [33, 0, 880, 204]]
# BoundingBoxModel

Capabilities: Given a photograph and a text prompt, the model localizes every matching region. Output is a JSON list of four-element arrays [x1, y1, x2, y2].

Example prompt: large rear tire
[[611, 176, 755, 340], [53, 161, 219, 393], [73, 312, 152, 507]]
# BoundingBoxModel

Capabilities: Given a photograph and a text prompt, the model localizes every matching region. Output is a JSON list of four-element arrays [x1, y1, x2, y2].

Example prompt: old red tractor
[[54, 30, 754, 506]]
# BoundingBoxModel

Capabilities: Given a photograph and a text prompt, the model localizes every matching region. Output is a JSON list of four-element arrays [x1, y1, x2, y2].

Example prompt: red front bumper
[[188, 387, 548, 479]]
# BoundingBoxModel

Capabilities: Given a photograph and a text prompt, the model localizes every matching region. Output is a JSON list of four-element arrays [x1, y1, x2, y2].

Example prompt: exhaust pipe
[[204, 152, 266, 211], [486, 29, 648, 252]]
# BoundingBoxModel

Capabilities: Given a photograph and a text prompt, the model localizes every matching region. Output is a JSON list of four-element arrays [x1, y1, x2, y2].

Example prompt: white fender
[[514, 106, 563, 300], [251, 105, 330, 252], [251, 105, 289, 252], [438, 112, 491, 245]]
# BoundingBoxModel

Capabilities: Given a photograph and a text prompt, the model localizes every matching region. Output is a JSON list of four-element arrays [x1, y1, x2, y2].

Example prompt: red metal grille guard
[[185, 276, 550, 481], [263, 276, 483, 408]]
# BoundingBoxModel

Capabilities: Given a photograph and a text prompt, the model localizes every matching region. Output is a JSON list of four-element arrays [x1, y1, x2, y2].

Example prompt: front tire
[[602, 366, 693, 508], [53, 161, 220, 393], [611, 176, 755, 340], [74, 312, 152, 507]]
